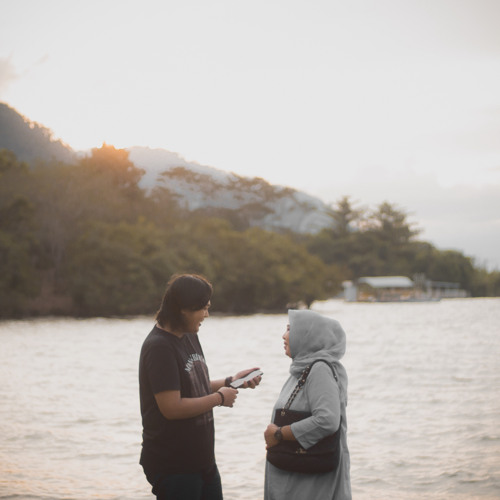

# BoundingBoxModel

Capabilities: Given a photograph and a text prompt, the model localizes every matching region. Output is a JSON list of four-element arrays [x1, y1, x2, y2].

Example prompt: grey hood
[[288, 309, 348, 405]]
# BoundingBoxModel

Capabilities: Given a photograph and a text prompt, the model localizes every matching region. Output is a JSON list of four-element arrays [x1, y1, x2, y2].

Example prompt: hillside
[[0, 102, 332, 234], [0, 102, 75, 164], [128, 146, 332, 233]]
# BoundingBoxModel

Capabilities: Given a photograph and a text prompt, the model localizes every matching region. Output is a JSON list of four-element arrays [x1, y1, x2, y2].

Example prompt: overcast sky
[[1, 0, 499, 269]]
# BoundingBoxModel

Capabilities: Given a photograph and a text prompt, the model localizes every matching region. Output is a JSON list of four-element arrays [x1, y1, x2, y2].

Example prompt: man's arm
[[210, 367, 262, 392], [210, 378, 227, 392], [155, 386, 238, 420]]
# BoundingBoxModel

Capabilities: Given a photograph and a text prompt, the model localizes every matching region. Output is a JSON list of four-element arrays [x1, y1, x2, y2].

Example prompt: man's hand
[[233, 367, 262, 389], [217, 387, 238, 407]]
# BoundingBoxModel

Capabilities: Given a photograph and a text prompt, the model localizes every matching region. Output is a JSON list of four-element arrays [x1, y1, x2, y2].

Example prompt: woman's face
[[181, 302, 210, 333], [282, 325, 291, 358]]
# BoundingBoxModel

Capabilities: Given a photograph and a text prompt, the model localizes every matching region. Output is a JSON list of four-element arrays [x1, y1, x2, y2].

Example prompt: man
[[139, 273, 262, 499]]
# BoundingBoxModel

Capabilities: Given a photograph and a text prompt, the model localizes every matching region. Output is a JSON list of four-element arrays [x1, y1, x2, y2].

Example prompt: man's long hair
[[155, 274, 213, 331]]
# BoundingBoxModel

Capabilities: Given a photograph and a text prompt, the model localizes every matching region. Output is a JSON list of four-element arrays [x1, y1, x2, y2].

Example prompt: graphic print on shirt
[[185, 353, 213, 426]]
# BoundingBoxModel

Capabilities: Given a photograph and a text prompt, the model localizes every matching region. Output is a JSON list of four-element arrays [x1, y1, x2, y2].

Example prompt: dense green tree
[[363, 202, 420, 275], [470, 268, 500, 296], [368, 201, 419, 244], [425, 249, 475, 291], [165, 219, 339, 313], [146, 185, 184, 229], [66, 219, 178, 316], [0, 145, 498, 318], [308, 198, 422, 280], [307, 197, 364, 272], [19, 146, 149, 289], [0, 224, 40, 317], [330, 195, 365, 237], [79, 143, 145, 192], [0, 148, 28, 174], [0, 150, 40, 316]]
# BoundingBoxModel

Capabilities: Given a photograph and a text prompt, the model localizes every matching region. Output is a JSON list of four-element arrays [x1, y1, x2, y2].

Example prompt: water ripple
[[1, 299, 499, 499]]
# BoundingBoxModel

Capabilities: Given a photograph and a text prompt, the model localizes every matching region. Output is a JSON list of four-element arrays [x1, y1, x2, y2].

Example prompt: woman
[[264, 309, 351, 500], [139, 273, 262, 500]]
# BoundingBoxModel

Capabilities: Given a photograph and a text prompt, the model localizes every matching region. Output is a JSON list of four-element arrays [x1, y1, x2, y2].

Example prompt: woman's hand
[[233, 367, 262, 389], [264, 423, 280, 449]]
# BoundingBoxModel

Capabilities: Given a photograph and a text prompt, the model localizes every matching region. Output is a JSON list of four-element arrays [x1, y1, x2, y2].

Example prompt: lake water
[[1, 298, 499, 500]]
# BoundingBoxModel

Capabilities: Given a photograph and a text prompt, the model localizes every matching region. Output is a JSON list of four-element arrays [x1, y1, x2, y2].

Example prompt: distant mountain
[[0, 102, 332, 234], [0, 102, 75, 164], [128, 146, 333, 233]]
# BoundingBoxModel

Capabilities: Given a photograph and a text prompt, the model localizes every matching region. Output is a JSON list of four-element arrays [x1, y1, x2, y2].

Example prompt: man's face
[[182, 302, 210, 333]]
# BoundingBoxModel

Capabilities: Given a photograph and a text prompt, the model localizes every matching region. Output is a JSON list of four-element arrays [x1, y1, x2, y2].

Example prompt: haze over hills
[[0, 102, 333, 234], [128, 146, 333, 233]]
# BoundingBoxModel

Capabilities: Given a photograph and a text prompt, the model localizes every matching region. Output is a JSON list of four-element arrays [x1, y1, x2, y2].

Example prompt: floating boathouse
[[343, 276, 467, 302]]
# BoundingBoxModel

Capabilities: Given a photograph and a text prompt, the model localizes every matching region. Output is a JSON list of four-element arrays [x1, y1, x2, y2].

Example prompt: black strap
[[311, 359, 338, 383], [283, 359, 338, 411]]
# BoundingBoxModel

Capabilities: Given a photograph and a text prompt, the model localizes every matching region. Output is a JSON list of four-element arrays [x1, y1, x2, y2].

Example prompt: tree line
[[1, 145, 498, 319]]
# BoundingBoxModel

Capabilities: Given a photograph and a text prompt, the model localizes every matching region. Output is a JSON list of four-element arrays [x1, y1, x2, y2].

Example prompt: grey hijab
[[288, 309, 348, 405]]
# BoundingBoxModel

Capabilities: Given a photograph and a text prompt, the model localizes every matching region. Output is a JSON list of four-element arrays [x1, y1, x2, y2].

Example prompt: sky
[[1, 0, 500, 270]]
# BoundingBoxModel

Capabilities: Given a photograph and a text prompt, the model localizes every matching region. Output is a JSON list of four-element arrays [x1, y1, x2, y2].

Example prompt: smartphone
[[230, 369, 263, 388]]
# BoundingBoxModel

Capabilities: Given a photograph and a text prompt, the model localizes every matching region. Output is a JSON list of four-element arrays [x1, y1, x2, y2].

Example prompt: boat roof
[[358, 276, 414, 288]]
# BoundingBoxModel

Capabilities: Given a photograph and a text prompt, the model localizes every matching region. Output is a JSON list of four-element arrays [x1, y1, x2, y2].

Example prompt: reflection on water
[[1, 298, 499, 499]]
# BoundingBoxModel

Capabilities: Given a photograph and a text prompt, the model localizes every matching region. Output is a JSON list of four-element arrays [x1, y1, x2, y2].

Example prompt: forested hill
[[0, 102, 332, 234], [128, 146, 332, 234], [1, 102, 498, 319], [0, 102, 75, 164]]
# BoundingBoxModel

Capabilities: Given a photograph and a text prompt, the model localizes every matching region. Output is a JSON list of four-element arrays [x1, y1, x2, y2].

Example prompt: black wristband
[[224, 376, 233, 387], [216, 390, 224, 406]]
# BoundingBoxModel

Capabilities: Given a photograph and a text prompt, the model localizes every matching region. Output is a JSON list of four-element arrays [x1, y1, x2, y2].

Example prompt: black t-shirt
[[139, 325, 215, 474]]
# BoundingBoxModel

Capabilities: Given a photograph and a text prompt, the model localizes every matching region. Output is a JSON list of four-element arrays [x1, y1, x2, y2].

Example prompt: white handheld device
[[230, 369, 263, 388]]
